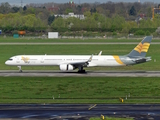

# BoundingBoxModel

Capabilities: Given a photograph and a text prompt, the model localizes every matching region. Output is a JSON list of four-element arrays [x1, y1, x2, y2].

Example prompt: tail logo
[[134, 42, 150, 53]]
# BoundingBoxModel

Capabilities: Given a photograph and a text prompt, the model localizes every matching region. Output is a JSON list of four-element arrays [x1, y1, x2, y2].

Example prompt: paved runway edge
[[0, 70, 160, 77]]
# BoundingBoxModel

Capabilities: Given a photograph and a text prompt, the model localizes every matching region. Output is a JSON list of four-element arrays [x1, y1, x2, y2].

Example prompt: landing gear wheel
[[78, 70, 86, 73], [78, 66, 86, 73], [17, 66, 22, 73]]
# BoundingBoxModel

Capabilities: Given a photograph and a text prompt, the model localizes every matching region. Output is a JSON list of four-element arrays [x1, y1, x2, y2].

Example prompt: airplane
[[5, 36, 152, 73]]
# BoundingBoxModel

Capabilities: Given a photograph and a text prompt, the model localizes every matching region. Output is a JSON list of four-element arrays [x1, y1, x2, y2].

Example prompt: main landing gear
[[17, 66, 22, 72], [78, 66, 86, 73]]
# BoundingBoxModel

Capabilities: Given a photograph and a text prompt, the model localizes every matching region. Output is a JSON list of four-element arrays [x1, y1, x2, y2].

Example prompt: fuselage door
[[104, 57, 107, 61], [16, 57, 20, 63], [41, 57, 44, 63]]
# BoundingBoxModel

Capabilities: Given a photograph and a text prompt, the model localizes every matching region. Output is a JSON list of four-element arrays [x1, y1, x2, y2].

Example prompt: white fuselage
[[5, 55, 126, 67], [5, 36, 152, 72]]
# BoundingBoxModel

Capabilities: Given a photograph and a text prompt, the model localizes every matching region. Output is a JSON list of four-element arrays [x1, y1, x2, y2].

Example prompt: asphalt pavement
[[0, 104, 159, 120], [0, 70, 160, 77]]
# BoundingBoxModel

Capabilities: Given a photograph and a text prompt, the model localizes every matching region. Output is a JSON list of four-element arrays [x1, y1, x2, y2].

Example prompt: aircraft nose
[[5, 61, 9, 65]]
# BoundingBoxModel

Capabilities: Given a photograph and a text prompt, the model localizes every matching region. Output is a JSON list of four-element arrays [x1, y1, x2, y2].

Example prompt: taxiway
[[0, 104, 159, 120], [0, 70, 160, 77]]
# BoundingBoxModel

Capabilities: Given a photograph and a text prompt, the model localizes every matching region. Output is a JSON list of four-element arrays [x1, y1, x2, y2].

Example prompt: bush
[[152, 32, 158, 37], [134, 30, 145, 35], [130, 28, 156, 33], [12, 30, 18, 34], [146, 31, 150, 36], [112, 32, 117, 36]]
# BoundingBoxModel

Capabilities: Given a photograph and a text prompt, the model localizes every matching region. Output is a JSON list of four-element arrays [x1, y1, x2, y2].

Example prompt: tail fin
[[127, 36, 152, 57]]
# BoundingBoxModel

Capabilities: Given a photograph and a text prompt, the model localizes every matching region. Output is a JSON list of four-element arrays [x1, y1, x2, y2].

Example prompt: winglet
[[98, 51, 102, 56], [88, 54, 93, 62]]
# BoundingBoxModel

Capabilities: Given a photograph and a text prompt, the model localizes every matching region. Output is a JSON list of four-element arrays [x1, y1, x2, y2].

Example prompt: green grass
[[0, 77, 160, 103], [0, 36, 160, 43], [0, 44, 159, 70]]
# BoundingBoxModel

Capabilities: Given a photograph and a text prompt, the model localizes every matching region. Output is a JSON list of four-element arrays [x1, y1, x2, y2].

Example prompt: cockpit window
[[8, 59, 13, 61]]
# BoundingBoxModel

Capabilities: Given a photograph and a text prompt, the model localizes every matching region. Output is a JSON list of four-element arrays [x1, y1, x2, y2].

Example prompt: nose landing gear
[[17, 66, 22, 72]]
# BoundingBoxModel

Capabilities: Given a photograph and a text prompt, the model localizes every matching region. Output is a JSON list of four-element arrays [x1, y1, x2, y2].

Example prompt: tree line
[[0, 2, 160, 36]]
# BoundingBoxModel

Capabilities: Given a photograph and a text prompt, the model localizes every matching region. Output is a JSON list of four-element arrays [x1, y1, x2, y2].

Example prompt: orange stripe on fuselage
[[113, 56, 124, 65]]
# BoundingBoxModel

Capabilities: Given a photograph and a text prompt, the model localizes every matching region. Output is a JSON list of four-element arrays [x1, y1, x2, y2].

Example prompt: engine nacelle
[[59, 64, 74, 71]]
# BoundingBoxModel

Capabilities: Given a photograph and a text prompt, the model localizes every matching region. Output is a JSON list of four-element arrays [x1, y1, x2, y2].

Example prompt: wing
[[63, 54, 93, 68]]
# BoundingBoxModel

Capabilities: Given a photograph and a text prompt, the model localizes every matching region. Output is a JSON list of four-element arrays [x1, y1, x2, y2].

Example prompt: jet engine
[[59, 64, 74, 71]]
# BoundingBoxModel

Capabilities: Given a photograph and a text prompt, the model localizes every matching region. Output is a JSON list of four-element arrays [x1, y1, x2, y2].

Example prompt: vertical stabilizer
[[127, 36, 152, 57]]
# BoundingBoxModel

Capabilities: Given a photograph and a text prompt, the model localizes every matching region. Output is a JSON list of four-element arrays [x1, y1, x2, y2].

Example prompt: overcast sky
[[0, 0, 159, 6]]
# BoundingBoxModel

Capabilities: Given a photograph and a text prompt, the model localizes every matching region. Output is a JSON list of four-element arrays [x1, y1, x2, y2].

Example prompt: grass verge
[[0, 37, 160, 43], [0, 77, 160, 103]]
